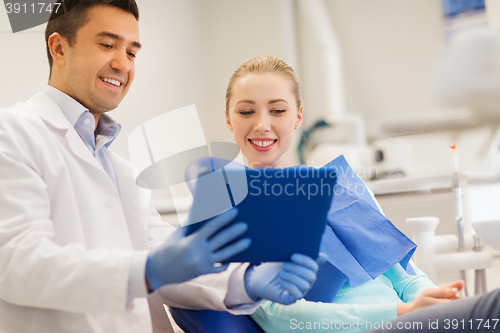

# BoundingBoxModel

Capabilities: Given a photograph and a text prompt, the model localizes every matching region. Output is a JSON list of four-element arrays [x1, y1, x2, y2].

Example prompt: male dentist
[[0, 1, 321, 332]]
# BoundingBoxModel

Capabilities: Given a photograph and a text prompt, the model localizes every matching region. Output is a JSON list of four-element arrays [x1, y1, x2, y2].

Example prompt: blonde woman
[[224, 56, 464, 332]]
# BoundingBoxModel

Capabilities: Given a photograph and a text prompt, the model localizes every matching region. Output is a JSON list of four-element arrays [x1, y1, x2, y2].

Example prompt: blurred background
[[3, 0, 500, 297]]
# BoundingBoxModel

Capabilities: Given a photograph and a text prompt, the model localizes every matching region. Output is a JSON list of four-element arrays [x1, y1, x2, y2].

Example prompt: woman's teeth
[[251, 140, 275, 147]]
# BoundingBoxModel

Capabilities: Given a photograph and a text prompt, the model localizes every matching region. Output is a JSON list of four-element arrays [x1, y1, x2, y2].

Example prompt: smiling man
[[0, 1, 322, 332]]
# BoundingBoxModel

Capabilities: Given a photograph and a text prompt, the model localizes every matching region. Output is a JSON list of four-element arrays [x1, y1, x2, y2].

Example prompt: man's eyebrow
[[96, 31, 142, 49]]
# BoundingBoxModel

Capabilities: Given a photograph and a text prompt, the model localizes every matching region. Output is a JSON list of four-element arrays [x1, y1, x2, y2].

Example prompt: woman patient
[[223, 55, 464, 332]]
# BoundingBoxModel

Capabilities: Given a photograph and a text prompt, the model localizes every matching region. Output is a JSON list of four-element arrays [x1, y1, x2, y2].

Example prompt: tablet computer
[[184, 166, 337, 263]]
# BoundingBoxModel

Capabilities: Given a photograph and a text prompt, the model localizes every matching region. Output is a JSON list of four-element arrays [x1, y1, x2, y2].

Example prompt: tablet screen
[[185, 166, 337, 263]]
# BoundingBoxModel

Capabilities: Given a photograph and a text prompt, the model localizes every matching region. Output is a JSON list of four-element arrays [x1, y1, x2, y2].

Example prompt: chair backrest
[[169, 308, 265, 333]]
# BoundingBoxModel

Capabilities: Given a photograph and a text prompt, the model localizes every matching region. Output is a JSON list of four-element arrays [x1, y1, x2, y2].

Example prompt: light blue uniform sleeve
[[250, 262, 436, 333], [251, 299, 397, 333], [383, 261, 437, 303]]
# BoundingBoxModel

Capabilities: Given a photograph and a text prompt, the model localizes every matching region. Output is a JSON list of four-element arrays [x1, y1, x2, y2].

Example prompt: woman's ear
[[225, 110, 233, 132], [294, 105, 304, 129]]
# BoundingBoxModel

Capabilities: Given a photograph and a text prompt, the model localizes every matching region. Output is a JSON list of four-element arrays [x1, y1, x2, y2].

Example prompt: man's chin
[[87, 105, 119, 117], [95, 100, 122, 113]]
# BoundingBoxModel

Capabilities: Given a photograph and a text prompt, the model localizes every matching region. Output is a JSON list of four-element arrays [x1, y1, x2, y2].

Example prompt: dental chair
[[169, 308, 265, 333]]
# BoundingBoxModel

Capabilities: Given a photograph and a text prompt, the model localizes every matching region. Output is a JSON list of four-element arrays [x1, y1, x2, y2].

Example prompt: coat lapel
[[109, 152, 150, 250], [110, 152, 141, 216]]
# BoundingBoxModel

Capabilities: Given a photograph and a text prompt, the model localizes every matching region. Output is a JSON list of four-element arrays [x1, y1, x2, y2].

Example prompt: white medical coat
[[0, 92, 257, 333]]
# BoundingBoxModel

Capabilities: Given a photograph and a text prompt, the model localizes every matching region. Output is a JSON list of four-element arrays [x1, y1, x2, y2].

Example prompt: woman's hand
[[397, 280, 465, 316]]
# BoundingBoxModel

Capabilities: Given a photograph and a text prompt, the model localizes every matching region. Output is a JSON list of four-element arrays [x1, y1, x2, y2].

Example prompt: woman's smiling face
[[226, 73, 303, 168]]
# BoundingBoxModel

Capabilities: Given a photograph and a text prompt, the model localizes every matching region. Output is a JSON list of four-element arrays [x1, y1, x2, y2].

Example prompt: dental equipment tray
[[184, 166, 337, 263]]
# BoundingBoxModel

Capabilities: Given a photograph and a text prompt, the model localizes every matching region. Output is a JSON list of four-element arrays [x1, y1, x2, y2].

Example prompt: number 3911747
[[5, 2, 61, 14]]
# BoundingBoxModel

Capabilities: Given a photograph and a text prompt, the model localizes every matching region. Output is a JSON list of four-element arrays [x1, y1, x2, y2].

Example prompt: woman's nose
[[254, 114, 271, 132]]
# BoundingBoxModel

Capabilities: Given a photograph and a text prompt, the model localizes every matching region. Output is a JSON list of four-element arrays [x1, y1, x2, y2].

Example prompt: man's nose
[[110, 50, 132, 73]]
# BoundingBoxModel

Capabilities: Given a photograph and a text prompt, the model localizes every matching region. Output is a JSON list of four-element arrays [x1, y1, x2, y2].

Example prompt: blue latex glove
[[146, 208, 251, 291], [244, 253, 327, 305]]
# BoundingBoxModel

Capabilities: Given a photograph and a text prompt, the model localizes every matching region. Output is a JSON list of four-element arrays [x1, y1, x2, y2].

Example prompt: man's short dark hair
[[45, 0, 139, 75]]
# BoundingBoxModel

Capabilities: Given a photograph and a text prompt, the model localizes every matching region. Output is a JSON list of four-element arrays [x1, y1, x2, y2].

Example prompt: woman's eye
[[271, 109, 286, 115], [239, 111, 254, 116]]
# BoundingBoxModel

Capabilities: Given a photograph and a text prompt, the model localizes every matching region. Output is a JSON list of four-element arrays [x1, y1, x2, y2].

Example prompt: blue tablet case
[[185, 166, 337, 264]]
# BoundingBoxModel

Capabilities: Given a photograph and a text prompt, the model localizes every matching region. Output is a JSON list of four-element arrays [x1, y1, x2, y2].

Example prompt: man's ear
[[225, 110, 233, 132], [47, 32, 67, 67]]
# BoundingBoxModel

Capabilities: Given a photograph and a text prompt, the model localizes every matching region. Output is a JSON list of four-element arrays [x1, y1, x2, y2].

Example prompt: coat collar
[[27, 92, 73, 132], [27, 92, 105, 173]]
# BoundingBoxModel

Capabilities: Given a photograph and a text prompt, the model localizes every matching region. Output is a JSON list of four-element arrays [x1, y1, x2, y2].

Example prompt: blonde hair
[[225, 56, 301, 116]]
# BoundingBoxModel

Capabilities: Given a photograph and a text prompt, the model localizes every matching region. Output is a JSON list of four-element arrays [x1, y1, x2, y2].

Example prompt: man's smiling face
[[56, 5, 141, 115]]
